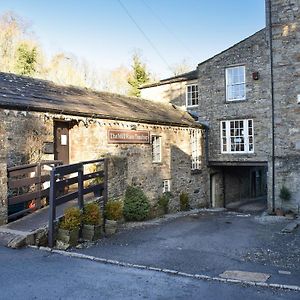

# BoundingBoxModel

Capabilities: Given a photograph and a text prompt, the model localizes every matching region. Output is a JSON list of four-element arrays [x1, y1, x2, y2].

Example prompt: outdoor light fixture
[[252, 72, 260, 80]]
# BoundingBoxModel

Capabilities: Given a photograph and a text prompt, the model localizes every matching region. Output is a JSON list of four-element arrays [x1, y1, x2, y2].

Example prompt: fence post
[[103, 158, 108, 206], [36, 162, 42, 209], [48, 169, 56, 248], [77, 164, 84, 210]]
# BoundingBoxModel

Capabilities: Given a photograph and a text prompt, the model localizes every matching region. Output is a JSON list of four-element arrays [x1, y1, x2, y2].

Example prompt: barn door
[[54, 121, 70, 165]]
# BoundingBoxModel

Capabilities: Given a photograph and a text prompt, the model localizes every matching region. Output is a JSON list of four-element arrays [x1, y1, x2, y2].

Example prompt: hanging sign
[[108, 129, 150, 144]]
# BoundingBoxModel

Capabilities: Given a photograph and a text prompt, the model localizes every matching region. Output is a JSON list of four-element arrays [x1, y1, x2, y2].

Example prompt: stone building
[[267, 0, 300, 212], [141, 70, 198, 109], [0, 72, 207, 224], [140, 0, 300, 213]]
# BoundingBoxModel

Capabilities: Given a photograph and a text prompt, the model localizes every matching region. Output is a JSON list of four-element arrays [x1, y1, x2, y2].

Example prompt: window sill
[[225, 99, 247, 103], [221, 152, 254, 155], [186, 105, 199, 108], [191, 169, 202, 175]]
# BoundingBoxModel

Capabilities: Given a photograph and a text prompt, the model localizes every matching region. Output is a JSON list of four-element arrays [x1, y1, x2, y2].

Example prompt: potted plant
[[104, 199, 123, 235], [158, 192, 171, 215], [57, 207, 81, 248], [278, 185, 292, 217], [180, 192, 190, 211], [82, 202, 103, 241]]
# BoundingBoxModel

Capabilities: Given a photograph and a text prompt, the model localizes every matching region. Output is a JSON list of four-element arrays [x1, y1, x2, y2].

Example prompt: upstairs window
[[221, 119, 254, 154], [186, 84, 199, 107], [226, 66, 246, 101], [152, 136, 162, 163], [191, 130, 201, 170]]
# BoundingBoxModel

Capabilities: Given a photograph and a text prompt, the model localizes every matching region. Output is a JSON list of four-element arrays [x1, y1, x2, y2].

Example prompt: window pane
[[186, 84, 199, 106], [226, 66, 246, 100], [152, 136, 161, 162]]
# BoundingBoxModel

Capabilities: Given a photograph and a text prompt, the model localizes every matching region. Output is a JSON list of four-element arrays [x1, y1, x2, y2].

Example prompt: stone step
[[0, 226, 48, 249]]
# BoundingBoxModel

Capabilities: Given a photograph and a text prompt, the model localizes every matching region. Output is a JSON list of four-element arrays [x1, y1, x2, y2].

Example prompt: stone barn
[[0, 72, 208, 224]]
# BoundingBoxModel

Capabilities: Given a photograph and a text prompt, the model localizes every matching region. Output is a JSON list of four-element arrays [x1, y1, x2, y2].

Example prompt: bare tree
[[170, 59, 192, 76]]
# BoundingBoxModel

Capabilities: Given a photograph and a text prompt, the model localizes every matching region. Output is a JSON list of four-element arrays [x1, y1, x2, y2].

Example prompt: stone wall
[[267, 0, 300, 211], [69, 118, 208, 210], [0, 120, 7, 224], [0, 110, 54, 167], [197, 29, 271, 164], [210, 171, 224, 207], [140, 80, 192, 109]]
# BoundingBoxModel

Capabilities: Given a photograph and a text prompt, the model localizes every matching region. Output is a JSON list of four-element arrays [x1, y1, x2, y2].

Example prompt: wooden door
[[54, 121, 70, 165]]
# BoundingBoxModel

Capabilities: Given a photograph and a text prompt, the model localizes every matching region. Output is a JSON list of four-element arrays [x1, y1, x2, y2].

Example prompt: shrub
[[82, 202, 102, 226], [158, 193, 171, 214], [123, 186, 150, 221], [105, 199, 123, 221], [59, 207, 81, 231], [279, 185, 291, 202], [180, 192, 189, 211]]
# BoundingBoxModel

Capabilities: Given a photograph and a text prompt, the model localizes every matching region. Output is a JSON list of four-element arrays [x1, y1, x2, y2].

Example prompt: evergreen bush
[[158, 192, 171, 214], [180, 192, 189, 211], [123, 186, 150, 221], [279, 185, 291, 202]]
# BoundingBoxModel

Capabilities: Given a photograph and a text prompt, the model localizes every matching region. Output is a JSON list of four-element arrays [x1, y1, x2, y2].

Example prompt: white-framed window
[[186, 84, 199, 107], [163, 179, 171, 193], [191, 129, 201, 170], [152, 135, 162, 163], [225, 66, 246, 101], [221, 119, 254, 154]]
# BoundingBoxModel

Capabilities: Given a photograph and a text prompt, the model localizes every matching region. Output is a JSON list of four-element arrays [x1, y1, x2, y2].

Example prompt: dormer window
[[186, 84, 199, 107]]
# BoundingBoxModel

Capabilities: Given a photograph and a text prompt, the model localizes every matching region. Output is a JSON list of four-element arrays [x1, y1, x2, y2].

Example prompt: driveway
[[72, 210, 300, 287], [1, 247, 299, 300]]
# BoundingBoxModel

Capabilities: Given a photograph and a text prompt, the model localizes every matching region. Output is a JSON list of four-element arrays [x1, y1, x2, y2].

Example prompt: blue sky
[[0, 0, 265, 78]]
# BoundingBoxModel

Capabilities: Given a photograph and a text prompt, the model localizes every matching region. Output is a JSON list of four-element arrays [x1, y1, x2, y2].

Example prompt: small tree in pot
[[57, 207, 81, 248], [104, 199, 123, 235], [82, 202, 103, 241]]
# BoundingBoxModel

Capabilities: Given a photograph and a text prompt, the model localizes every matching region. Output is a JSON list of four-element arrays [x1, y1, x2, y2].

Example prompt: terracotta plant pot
[[82, 224, 102, 241]]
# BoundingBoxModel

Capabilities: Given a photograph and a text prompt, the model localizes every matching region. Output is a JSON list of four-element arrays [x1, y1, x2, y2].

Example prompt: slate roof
[[0, 72, 200, 128], [140, 69, 198, 88]]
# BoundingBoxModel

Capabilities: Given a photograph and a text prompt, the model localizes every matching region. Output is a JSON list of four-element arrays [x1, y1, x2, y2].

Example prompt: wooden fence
[[7, 160, 63, 221], [48, 158, 108, 247]]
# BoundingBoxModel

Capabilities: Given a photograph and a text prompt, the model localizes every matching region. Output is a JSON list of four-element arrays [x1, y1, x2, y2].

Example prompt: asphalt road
[[72, 211, 300, 287], [0, 247, 299, 300]]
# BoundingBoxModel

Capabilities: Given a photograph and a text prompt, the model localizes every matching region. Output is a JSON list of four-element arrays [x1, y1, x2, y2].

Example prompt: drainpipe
[[267, 0, 276, 213]]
